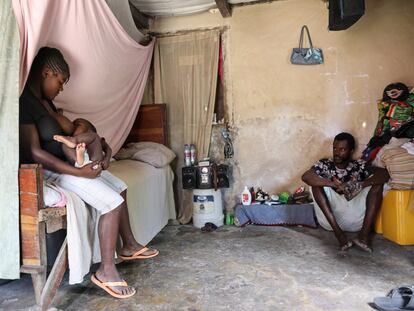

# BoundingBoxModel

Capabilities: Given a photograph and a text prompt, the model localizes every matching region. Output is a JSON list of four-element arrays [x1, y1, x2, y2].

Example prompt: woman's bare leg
[[117, 190, 158, 257], [95, 206, 135, 296]]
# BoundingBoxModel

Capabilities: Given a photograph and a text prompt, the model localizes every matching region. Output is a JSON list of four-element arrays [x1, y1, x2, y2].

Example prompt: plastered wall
[[151, 0, 414, 209]]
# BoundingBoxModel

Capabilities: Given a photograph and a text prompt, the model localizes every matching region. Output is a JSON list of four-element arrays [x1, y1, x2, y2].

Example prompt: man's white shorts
[[311, 186, 371, 232], [44, 169, 127, 214]]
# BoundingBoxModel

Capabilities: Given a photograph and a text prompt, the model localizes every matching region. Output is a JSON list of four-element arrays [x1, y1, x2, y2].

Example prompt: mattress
[[108, 159, 176, 245]]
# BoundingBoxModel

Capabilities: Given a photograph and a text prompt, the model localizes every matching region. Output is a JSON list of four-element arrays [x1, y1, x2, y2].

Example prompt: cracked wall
[[151, 0, 414, 212]]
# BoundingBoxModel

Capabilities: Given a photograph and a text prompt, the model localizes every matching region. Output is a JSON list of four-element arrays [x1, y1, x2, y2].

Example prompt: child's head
[[73, 118, 97, 135]]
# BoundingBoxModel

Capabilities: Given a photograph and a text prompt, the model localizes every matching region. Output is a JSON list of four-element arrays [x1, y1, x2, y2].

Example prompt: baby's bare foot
[[54, 135, 77, 148], [76, 143, 86, 166]]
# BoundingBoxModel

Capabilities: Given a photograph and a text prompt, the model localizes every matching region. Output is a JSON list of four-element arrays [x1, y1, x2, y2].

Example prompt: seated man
[[302, 132, 389, 252]]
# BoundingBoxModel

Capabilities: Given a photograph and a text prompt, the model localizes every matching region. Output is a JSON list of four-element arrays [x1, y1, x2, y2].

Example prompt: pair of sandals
[[91, 246, 159, 299], [373, 285, 414, 311]]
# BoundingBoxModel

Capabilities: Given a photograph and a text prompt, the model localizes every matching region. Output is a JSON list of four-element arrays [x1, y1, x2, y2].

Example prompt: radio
[[182, 163, 230, 189]]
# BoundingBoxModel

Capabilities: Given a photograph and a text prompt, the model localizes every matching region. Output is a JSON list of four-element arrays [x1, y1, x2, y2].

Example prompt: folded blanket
[[234, 203, 317, 228]]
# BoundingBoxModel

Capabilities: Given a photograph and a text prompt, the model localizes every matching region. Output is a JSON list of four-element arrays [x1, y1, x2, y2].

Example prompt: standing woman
[[19, 47, 158, 298]]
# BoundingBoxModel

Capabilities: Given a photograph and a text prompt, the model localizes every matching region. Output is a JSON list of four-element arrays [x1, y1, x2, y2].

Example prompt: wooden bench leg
[[31, 270, 46, 305], [40, 238, 68, 311]]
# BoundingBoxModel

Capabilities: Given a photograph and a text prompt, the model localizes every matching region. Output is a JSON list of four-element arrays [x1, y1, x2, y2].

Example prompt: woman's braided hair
[[30, 47, 70, 82]]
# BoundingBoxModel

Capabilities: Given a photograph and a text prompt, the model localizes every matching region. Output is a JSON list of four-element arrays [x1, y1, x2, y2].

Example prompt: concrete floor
[[1, 224, 414, 311]]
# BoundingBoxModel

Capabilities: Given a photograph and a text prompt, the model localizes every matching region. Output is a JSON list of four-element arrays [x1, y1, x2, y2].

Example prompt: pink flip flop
[[90, 273, 135, 299], [119, 247, 159, 261]]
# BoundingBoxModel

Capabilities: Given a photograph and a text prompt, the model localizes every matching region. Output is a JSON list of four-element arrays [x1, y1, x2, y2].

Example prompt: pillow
[[115, 142, 176, 168]]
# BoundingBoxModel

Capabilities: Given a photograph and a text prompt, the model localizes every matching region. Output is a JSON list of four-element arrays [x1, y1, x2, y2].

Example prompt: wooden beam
[[128, 0, 150, 30], [215, 0, 232, 18]]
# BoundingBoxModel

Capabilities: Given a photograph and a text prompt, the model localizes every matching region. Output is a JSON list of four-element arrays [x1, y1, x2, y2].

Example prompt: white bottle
[[241, 186, 252, 206], [190, 144, 196, 165]]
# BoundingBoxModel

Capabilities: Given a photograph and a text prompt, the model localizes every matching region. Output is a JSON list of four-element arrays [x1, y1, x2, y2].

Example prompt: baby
[[53, 111, 107, 168]]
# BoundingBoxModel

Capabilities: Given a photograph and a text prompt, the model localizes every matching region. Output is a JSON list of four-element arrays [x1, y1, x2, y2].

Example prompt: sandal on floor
[[90, 273, 136, 299], [119, 247, 159, 261], [201, 222, 218, 233], [353, 238, 373, 253], [373, 286, 414, 311]]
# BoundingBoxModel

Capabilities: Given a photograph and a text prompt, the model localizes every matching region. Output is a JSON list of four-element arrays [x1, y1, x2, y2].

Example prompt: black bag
[[290, 25, 323, 65]]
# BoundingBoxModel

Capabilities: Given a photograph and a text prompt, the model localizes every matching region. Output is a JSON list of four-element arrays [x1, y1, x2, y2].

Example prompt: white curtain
[[154, 30, 219, 223], [0, 0, 20, 279]]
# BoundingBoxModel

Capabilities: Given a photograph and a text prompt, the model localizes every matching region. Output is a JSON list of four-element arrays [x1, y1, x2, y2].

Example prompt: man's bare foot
[[340, 240, 353, 251], [76, 143, 86, 166], [54, 135, 77, 148], [94, 266, 135, 297], [335, 232, 352, 251], [353, 238, 373, 253]]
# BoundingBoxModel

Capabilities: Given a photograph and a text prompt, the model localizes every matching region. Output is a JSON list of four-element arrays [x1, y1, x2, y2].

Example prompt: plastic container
[[241, 186, 252, 205], [380, 190, 414, 245], [184, 144, 191, 167], [192, 189, 224, 228], [190, 144, 196, 165]]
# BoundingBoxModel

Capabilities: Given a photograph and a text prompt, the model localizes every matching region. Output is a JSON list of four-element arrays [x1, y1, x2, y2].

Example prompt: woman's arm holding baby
[[100, 137, 112, 170], [21, 124, 101, 178]]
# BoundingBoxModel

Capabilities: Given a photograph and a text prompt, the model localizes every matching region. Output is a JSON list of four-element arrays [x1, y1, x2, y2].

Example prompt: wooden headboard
[[124, 104, 168, 146]]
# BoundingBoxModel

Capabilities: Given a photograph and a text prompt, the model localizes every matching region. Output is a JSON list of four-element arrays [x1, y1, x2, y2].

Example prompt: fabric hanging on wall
[[154, 30, 220, 224], [0, 1, 20, 279], [12, 0, 154, 154], [105, 0, 146, 44]]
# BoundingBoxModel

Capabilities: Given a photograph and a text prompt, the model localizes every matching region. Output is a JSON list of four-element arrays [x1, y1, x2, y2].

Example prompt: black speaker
[[217, 164, 230, 188], [182, 166, 197, 189], [329, 0, 365, 31]]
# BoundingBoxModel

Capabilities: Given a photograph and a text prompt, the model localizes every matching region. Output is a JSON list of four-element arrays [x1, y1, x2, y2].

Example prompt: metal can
[[184, 144, 191, 167], [190, 144, 196, 165]]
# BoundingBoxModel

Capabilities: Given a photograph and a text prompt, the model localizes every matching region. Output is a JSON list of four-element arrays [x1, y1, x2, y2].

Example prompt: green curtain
[[0, 0, 20, 279]]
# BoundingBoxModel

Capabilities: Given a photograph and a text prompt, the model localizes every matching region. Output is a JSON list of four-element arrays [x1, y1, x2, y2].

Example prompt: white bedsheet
[[108, 159, 176, 245]]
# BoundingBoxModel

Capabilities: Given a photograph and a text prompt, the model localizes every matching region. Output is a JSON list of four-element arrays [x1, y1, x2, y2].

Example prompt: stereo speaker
[[217, 164, 230, 188], [182, 166, 197, 189], [328, 0, 365, 31]]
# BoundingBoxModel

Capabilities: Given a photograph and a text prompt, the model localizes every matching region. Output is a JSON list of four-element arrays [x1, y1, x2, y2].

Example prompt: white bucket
[[192, 188, 224, 228]]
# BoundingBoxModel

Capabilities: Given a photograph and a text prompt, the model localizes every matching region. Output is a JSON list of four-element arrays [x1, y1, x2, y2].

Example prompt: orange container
[[375, 207, 383, 234], [380, 190, 414, 245]]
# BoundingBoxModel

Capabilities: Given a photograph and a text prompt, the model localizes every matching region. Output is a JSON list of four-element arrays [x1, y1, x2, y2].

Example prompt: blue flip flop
[[373, 286, 414, 311]]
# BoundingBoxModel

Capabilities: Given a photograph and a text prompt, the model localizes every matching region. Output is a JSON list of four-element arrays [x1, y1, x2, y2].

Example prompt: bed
[[108, 104, 176, 245], [18, 103, 175, 309]]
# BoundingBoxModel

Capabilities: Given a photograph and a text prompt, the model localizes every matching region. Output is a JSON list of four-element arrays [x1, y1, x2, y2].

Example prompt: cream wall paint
[[151, 0, 414, 209]]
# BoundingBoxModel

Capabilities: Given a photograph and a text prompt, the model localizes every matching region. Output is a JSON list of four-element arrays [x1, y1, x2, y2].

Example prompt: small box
[[381, 190, 414, 245]]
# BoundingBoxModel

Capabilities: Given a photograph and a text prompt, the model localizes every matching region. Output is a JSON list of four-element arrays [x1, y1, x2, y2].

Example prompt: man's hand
[[331, 177, 343, 188], [302, 169, 341, 188], [77, 161, 102, 178]]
